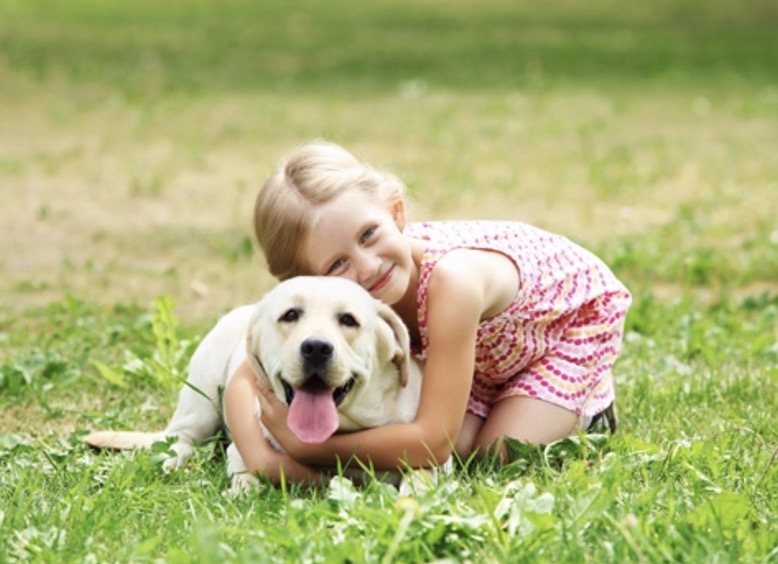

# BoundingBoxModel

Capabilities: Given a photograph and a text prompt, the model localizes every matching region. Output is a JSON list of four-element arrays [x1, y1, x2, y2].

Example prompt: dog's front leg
[[160, 379, 224, 471], [226, 443, 261, 494]]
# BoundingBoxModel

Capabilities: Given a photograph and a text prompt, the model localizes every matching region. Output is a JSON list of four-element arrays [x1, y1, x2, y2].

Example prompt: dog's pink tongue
[[287, 382, 338, 444]]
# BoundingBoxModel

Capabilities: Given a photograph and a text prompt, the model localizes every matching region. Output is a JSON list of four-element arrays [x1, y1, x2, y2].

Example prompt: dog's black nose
[[300, 338, 334, 366]]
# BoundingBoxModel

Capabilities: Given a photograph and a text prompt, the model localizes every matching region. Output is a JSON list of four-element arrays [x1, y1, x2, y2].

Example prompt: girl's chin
[[367, 265, 394, 293]]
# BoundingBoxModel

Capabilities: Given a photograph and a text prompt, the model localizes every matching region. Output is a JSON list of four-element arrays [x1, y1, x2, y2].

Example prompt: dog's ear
[[245, 306, 271, 386], [377, 302, 412, 387]]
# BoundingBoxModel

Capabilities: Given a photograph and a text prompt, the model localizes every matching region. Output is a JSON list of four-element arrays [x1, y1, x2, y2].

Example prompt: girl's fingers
[[254, 376, 274, 399], [252, 375, 265, 394], [256, 378, 284, 413]]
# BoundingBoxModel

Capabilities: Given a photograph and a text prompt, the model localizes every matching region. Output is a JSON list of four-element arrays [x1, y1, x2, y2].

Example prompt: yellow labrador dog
[[85, 276, 443, 492]]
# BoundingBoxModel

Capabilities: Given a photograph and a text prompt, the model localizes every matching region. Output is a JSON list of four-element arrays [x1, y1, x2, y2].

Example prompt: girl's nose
[[353, 251, 380, 285]]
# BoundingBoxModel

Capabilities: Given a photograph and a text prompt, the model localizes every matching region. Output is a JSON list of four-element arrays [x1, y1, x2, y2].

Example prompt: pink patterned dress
[[404, 221, 631, 419]]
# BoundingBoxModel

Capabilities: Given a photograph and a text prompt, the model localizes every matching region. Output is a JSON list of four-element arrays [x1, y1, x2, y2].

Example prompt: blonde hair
[[254, 141, 408, 280]]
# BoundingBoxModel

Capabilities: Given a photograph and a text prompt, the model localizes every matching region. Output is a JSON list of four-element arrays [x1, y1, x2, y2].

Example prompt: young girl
[[224, 141, 631, 483]]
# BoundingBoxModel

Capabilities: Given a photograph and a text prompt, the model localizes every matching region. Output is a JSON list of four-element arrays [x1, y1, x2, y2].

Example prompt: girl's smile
[[367, 264, 395, 294]]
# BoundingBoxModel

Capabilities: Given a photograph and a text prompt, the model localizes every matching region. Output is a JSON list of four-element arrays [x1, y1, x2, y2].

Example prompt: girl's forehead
[[311, 190, 387, 226]]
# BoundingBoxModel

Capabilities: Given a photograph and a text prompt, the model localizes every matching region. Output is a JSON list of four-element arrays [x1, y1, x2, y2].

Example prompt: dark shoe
[[586, 402, 618, 434]]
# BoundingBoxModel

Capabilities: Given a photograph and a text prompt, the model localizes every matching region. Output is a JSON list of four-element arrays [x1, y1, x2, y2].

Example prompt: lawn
[[1, 0, 777, 561]]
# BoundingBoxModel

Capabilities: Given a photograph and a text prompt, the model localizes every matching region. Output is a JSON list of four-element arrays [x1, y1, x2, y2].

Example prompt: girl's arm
[[224, 360, 324, 484], [258, 263, 484, 470]]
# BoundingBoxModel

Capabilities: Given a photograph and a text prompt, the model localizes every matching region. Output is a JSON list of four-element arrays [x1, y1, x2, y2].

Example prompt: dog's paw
[[160, 443, 194, 472], [397, 464, 448, 497], [228, 472, 261, 496]]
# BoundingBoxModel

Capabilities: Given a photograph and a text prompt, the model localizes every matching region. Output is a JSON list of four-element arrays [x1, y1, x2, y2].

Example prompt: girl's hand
[[226, 360, 324, 483], [256, 377, 304, 457]]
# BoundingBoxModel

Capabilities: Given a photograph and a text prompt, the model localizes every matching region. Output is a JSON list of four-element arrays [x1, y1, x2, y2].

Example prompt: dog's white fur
[[84, 276, 444, 492]]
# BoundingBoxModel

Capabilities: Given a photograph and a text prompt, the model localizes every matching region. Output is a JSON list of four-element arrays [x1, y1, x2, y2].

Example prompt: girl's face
[[300, 190, 414, 305]]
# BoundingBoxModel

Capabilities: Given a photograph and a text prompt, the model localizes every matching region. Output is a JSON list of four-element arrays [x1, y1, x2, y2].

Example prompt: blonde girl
[[224, 141, 631, 483]]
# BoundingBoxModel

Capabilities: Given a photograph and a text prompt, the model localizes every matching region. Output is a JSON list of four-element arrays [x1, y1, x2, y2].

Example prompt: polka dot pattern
[[405, 221, 631, 418]]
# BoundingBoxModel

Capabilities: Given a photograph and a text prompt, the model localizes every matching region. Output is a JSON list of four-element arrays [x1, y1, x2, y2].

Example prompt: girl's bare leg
[[473, 396, 579, 461]]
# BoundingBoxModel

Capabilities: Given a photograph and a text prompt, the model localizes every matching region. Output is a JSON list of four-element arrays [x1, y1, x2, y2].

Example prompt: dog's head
[[245, 276, 412, 444]]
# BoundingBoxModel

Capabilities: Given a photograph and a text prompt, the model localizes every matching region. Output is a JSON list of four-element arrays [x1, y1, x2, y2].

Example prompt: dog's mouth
[[281, 374, 358, 445], [281, 375, 356, 407]]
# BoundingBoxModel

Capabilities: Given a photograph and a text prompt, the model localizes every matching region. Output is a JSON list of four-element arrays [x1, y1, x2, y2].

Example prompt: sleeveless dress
[[404, 220, 631, 419]]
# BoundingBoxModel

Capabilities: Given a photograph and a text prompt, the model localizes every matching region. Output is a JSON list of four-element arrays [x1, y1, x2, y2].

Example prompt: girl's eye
[[326, 258, 346, 275], [279, 308, 301, 323], [360, 226, 377, 244]]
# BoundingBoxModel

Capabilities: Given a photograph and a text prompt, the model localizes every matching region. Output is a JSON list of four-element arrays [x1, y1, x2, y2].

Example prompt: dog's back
[[84, 304, 255, 466]]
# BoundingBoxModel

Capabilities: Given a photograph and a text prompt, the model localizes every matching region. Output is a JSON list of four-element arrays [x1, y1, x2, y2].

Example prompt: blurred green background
[[3, 0, 777, 93], [1, 0, 776, 319]]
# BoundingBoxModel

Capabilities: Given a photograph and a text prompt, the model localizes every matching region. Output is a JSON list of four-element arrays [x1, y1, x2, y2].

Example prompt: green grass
[[1, 292, 777, 561], [1, 0, 777, 561]]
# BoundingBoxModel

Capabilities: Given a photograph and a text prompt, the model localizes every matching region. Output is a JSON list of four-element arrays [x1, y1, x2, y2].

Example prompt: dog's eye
[[279, 308, 302, 323], [338, 313, 360, 328]]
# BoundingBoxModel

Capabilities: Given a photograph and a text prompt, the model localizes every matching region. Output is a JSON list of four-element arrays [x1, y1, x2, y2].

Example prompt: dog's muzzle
[[278, 337, 357, 408], [300, 338, 334, 371]]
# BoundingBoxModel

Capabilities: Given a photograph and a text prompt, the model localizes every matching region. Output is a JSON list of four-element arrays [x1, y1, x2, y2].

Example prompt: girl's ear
[[390, 198, 407, 230]]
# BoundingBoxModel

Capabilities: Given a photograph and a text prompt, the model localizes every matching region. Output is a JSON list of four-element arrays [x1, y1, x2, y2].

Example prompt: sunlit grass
[[2, 290, 776, 560]]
